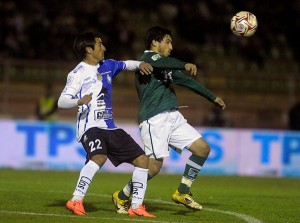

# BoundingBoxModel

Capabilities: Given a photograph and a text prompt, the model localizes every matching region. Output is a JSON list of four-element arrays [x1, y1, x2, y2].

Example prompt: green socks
[[178, 154, 207, 194]]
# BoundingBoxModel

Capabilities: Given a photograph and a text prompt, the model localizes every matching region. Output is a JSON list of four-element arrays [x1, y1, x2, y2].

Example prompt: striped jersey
[[60, 60, 138, 141]]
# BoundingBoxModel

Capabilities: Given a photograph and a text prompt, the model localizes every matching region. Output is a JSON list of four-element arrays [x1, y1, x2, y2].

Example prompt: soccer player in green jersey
[[112, 26, 226, 213]]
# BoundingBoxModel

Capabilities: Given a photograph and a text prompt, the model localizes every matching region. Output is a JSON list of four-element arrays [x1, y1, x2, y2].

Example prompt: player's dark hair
[[144, 26, 172, 50], [73, 32, 101, 60]]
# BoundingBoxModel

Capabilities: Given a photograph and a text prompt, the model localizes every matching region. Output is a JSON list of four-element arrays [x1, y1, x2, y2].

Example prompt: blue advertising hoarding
[[0, 120, 299, 177]]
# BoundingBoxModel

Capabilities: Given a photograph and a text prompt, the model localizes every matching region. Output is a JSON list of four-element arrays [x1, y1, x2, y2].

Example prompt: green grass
[[0, 169, 299, 223]]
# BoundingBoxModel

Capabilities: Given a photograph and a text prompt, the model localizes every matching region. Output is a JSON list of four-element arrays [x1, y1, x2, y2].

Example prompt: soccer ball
[[230, 11, 258, 37]]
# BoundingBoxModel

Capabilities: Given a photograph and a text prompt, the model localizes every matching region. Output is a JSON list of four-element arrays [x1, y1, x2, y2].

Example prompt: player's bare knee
[[132, 154, 149, 168], [201, 142, 211, 157], [189, 138, 211, 157], [91, 154, 107, 166]]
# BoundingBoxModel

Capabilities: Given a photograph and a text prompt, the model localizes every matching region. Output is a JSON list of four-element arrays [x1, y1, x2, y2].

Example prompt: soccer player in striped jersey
[[58, 32, 155, 217], [113, 26, 226, 213]]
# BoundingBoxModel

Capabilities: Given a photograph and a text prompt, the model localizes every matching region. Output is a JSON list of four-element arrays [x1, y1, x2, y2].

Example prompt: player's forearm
[[124, 60, 141, 71], [57, 95, 78, 109]]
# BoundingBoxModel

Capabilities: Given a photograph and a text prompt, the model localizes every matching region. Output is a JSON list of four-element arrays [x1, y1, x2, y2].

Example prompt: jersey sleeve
[[105, 59, 126, 78], [172, 71, 216, 102], [124, 60, 141, 71], [60, 69, 82, 98], [57, 94, 78, 109], [58, 70, 82, 109]]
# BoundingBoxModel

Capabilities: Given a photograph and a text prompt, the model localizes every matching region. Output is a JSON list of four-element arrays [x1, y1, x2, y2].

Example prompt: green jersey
[[135, 50, 216, 124]]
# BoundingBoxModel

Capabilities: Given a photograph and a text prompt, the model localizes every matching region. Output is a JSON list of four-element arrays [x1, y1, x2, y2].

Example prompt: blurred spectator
[[0, 0, 298, 65], [36, 83, 58, 121], [289, 102, 300, 130], [203, 106, 231, 127]]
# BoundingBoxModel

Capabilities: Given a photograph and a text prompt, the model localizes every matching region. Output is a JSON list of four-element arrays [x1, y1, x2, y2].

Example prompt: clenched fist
[[77, 93, 93, 106]]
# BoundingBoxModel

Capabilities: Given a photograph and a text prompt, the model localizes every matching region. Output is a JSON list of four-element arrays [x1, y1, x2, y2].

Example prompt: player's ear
[[151, 40, 158, 48], [85, 47, 92, 54]]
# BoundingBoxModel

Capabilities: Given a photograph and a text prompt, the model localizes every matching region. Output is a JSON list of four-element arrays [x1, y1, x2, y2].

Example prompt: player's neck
[[83, 57, 98, 66]]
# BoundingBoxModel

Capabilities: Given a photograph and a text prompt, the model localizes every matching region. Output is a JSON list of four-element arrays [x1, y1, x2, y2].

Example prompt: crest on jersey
[[151, 54, 162, 61], [97, 73, 102, 81]]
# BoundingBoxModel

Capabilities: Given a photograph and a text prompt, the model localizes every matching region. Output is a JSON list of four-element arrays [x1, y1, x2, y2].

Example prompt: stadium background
[[0, 0, 300, 177]]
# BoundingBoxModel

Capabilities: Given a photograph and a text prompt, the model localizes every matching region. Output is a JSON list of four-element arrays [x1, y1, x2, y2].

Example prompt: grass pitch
[[0, 169, 299, 223]]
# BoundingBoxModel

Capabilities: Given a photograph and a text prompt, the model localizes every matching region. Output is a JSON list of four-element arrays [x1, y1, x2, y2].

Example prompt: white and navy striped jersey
[[58, 59, 141, 141]]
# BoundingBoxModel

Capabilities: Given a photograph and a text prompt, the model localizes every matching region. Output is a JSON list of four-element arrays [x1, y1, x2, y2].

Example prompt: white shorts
[[139, 110, 201, 159]]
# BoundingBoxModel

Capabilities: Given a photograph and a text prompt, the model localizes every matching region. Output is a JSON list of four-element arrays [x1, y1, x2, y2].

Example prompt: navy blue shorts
[[80, 127, 145, 167]]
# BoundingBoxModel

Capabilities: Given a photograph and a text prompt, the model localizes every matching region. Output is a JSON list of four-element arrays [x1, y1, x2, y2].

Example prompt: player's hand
[[185, 63, 197, 76], [139, 62, 153, 75], [77, 93, 93, 106], [214, 97, 226, 110]]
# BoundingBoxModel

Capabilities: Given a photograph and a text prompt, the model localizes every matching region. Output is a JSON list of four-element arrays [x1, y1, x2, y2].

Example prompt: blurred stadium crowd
[[1, 0, 299, 64], [0, 0, 300, 129]]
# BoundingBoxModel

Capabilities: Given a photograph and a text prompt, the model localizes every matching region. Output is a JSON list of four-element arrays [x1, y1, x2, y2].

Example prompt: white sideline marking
[[0, 210, 186, 223], [92, 193, 263, 223], [205, 208, 262, 223], [0, 190, 262, 223], [146, 198, 262, 223]]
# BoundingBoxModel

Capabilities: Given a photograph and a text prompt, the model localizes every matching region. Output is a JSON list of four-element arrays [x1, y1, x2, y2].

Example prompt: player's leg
[[169, 111, 209, 210], [113, 114, 170, 214], [108, 129, 155, 217], [116, 157, 163, 202], [127, 154, 155, 217], [178, 137, 210, 194], [66, 128, 108, 215], [171, 137, 210, 210], [148, 157, 164, 177]]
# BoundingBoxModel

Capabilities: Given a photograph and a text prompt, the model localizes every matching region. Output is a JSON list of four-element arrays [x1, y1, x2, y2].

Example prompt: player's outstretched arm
[[147, 54, 197, 76], [124, 60, 153, 75], [214, 97, 226, 110]]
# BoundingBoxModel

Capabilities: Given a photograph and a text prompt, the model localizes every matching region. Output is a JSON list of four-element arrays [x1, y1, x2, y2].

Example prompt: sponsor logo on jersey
[[162, 70, 173, 83], [94, 109, 113, 120], [97, 99, 105, 107], [98, 71, 111, 76], [73, 65, 83, 73], [82, 79, 96, 90]]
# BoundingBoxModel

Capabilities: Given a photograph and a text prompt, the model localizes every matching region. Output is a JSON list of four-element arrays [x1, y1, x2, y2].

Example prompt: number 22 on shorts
[[89, 139, 102, 152]]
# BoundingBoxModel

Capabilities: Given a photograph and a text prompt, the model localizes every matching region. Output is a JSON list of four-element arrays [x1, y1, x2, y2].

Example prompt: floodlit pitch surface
[[0, 169, 299, 223]]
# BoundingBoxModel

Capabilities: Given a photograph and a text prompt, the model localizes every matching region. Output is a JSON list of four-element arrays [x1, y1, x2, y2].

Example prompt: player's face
[[157, 35, 173, 57], [92, 37, 106, 62]]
